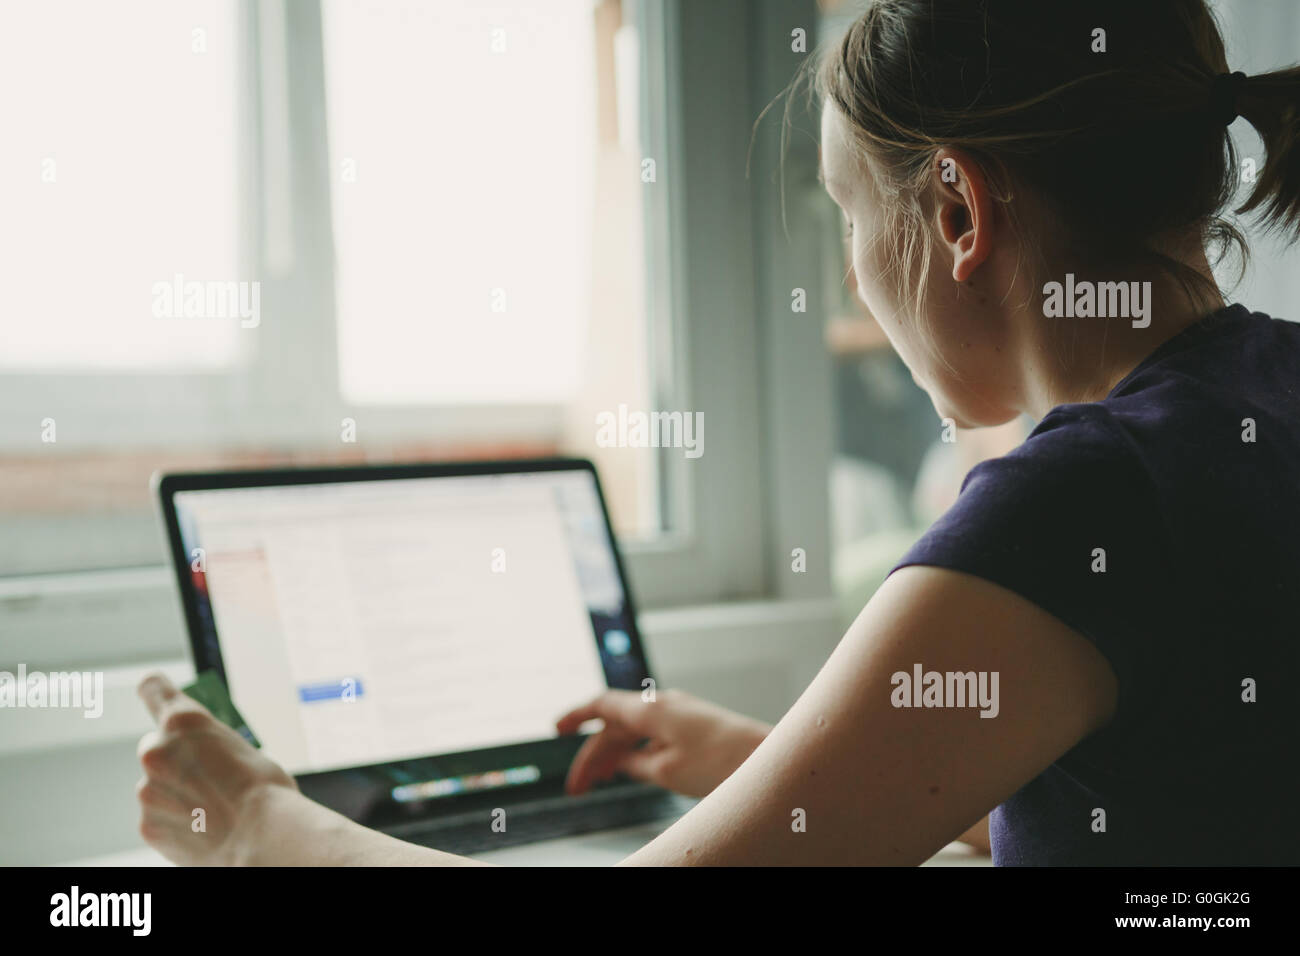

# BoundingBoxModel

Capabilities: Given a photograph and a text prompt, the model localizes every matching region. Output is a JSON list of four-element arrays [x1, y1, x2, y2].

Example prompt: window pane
[[0, 0, 243, 370], [0, 0, 666, 580], [322, 0, 659, 536], [324, 0, 599, 404]]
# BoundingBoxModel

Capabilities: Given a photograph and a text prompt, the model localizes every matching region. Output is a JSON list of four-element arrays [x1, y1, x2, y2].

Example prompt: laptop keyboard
[[381, 785, 697, 856]]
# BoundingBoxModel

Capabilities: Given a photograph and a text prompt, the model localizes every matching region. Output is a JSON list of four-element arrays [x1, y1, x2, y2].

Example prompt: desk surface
[[63, 821, 991, 867]]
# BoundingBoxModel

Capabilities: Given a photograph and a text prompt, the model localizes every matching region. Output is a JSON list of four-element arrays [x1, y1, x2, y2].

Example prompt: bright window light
[[323, 0, 597, 404], [0, 0, 243, 371]]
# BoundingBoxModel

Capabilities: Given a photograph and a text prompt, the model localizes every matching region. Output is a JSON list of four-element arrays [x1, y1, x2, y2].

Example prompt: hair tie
[[1210, 71, 1247, 126]]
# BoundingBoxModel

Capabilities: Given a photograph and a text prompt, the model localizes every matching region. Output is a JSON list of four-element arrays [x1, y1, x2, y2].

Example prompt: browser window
[[172, 471, 631, 774]]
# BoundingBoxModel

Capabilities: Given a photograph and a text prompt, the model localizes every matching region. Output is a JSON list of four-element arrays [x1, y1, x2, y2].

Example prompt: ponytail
[[1235, 66, 1300, 241]]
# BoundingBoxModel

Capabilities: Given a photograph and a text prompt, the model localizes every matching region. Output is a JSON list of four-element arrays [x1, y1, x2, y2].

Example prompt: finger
[[565, 726, 641, 795], [135, 775, 193, 819], [615, 746, 675, 786], [153, 686, 219, 739], [138, 710, 217, 782], [137, 729, 164, 761], [158, 699, 217, 738], [555, 696, 607, 734], [137, 728, 196, 783], [138, 672, 181, 724], [555, 689, 655, 736], [565, 735, 609, 796], [138, 808, 193, 852]]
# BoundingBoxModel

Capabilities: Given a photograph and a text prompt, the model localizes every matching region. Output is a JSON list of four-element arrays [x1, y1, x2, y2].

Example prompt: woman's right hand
[[555, 688, 771, 799]]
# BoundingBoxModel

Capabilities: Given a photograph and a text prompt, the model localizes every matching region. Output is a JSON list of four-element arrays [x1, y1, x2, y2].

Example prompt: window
[[324, 0, 600, 405], [0, 0, 244, 372], [0, 0, 842, 867], [0, 0, 672, 581], [0, 0, 801, 613]]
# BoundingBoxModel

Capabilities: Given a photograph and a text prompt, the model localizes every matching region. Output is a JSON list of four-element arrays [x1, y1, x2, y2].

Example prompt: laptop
[[154, 457, 693, 856]]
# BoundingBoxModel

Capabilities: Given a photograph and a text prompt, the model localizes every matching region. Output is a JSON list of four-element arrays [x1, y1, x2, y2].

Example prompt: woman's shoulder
[[905, 402, 1164, 576], [966, 403, 1151, 507], [1010, 305, 1300, 486], [1098, 305, 1300, 437]]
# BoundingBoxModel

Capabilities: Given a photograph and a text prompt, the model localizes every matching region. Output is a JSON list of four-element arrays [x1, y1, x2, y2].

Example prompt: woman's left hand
[[135, 672, 297, 866]]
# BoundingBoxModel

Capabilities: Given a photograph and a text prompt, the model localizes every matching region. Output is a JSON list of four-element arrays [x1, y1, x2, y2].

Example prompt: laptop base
[[381, 784, 696, 856]]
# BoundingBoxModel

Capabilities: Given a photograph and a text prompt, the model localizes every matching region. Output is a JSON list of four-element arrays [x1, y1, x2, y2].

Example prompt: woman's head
[[815, 0, 1300, 425]]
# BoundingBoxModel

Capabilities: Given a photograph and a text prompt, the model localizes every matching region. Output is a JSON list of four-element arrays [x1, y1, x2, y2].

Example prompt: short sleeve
[[890, 406, 1176, 735]]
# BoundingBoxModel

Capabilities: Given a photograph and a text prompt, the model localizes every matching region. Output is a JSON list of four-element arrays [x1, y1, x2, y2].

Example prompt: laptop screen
[[169, 466, 646, 777]]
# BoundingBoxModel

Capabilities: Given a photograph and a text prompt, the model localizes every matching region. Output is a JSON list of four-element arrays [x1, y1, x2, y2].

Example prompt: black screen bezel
[[153, 456, 656, 824]]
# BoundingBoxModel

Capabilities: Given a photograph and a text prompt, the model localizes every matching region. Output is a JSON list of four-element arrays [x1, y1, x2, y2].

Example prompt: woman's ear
[[932, 148, 994, 283]]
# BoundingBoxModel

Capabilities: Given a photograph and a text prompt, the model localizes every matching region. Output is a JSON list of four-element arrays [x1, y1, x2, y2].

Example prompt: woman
[[136, 0, 1300, 865]]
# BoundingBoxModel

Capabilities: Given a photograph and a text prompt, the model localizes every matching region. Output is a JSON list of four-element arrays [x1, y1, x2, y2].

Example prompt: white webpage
[[175, 475, 610, 774]]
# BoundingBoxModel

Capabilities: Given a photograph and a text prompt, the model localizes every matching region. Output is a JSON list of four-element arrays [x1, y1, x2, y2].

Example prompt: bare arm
[[619, 565, 1115, 865], [139, 565, 1113, 866], [958, 815, 991, 854], [234, 786, 488, 866], [136, 676, 481, 866]]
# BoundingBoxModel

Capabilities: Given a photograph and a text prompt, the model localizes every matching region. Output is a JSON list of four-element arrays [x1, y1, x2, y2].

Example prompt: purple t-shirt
[[892, 303, 1300, 865]]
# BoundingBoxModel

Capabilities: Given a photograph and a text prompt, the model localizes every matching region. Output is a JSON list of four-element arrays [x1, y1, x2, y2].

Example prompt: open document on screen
[[172, 471, 619, 774]]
